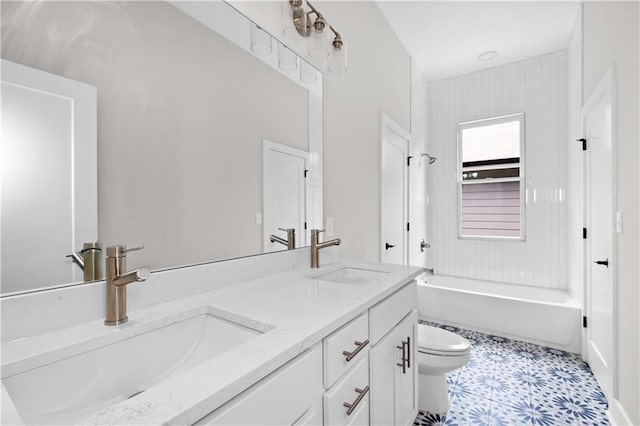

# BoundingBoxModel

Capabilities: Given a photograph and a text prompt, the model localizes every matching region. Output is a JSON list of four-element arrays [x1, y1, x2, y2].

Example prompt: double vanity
[[1, 248, 422, 425]]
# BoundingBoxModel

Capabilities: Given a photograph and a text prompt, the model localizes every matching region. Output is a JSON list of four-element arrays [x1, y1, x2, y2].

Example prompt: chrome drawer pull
[[343, 386, 370, 416], [342, 339, 369, 362], [396, 340, 407, 374]]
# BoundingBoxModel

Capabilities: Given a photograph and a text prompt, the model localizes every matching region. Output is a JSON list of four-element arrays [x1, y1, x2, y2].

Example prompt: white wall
[[321, 2, 411, 262], [583, 2, 639, 424], [230, 1, 412, 262], [426, 51, 569, 289], [1, 1, 309, 273]]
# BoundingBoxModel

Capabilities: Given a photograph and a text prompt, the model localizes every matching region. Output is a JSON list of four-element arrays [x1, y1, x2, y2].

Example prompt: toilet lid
[[417, 325, 470, 355]]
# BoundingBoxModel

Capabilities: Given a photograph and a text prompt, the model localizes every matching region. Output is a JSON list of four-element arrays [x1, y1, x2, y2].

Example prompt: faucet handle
[[134, 267, 151, 281], [106, 245, 144, 258], [123, 245, 144, 253]]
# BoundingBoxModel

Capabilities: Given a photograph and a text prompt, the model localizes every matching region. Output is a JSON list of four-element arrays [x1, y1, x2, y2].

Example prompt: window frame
[[456, 112, 526, 241]]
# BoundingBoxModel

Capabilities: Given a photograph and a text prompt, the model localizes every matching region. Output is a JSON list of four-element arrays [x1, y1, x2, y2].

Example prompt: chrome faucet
[[67, 242, 103, 281], [270, 228, 296, 250], [310, 229, 341, 268], [105, 245, 150, 325]]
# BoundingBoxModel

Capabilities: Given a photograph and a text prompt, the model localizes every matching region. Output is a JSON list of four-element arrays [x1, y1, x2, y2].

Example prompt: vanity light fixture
[[283, 0, 347, 75], [278, 42, 298, 71], [327, 38, 347, 75], [250, 24, 273, 55]]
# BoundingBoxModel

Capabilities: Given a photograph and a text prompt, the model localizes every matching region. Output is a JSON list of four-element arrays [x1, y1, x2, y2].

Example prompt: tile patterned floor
[[414, 321, 610, 426]]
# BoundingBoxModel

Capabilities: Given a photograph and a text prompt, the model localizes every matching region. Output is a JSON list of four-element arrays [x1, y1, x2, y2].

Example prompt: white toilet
[[416, 324, 471, 413]]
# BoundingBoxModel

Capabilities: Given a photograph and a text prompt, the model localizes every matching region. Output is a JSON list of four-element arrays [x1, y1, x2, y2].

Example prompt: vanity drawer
[[323, 312, 369, 388], [369, 282, 417, 345], [196, 344, 322, 425], [323, 355, 369, 426]]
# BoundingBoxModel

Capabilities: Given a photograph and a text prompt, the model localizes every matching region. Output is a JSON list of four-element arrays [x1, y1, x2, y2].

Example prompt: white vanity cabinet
[[322, 280, 418, 426], [195, 279, 418, 426], [369, 283, 419, 426], [195, 343, 323, 425]]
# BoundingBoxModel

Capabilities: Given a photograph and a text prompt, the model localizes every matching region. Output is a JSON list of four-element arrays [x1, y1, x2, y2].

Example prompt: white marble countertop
[[2, 259, 422, 425]]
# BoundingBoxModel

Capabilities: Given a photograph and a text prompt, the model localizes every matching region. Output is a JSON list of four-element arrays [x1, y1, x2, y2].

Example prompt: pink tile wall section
[[426, 51, 569, 289]]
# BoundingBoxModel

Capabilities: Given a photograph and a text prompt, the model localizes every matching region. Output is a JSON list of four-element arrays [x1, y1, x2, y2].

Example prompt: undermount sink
[[2, 308, 268, 425], [311, 267, 389, 284]]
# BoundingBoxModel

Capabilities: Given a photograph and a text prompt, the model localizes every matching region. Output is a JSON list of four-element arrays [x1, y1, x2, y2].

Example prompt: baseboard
[[607, 397, 635, 426]]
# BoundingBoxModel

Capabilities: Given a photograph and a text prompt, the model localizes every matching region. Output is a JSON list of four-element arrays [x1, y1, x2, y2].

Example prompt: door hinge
[[583, 228, 587, 239], [304, 222, 307, 230], [407, 156, 412, 166], [583, 316, 588, 328], [304, 169, 309, 178], [407, 222, 410, 232], [577, 138, 587, 151]]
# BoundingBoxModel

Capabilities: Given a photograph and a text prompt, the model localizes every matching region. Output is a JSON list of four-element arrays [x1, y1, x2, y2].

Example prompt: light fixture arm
[[306, 1, 322, 19], [306, 1, 326, 33]]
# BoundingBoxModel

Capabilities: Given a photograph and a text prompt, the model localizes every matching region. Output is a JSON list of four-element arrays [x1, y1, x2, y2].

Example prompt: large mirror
[[0, 1, 323, 296]]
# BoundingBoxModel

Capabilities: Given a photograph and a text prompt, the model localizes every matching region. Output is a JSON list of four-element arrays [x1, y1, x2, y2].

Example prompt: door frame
[[582, 65, 617, 398], [379, 112, 411, 264]]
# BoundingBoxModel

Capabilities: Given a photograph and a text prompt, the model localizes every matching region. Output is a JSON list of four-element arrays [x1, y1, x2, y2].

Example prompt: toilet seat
[[417, 324, 470, 356]]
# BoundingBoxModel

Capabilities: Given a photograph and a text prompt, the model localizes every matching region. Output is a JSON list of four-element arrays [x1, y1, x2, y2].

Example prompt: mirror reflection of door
[[381, 113, 410, 265], [262, 140, 308, 253], [1, 59, 97, 294]]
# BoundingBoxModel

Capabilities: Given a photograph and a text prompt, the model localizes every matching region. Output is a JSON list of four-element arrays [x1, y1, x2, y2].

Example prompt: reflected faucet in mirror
[[105, 245, 150, 326], [310, 229, 341, 268], [270, 228, 296, 250], [66, 242, 103, 282]]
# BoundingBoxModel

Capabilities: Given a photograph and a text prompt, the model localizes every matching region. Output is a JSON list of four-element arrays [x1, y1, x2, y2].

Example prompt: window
[[457, 113, 525, 240]]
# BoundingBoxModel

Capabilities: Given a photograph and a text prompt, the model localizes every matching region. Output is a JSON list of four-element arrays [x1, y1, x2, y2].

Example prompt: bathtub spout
[[423, 267, 436, 275]]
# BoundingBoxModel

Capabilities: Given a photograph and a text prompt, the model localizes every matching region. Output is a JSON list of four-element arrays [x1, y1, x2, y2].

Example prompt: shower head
[[421, 153, 438, 164]]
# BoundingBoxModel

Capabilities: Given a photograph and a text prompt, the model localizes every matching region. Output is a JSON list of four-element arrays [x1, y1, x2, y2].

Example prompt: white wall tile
[[426, 51, 569, 289]]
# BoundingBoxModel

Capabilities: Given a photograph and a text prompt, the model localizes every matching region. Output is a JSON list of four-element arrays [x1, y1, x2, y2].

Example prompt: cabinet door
[[369, 333, 395, 426], [369, 310, 418, 426], [394, 310, 418, 426]]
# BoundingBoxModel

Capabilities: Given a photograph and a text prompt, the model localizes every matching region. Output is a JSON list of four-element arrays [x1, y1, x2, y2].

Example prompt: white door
[[1, 60, 97, 294], [381, 114, 410, 265], [263, 140, 308, 252], [584, 67, 615, 399]]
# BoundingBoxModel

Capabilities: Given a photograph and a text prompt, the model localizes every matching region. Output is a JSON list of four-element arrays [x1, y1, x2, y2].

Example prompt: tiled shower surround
[[426, 51, 569, 289]]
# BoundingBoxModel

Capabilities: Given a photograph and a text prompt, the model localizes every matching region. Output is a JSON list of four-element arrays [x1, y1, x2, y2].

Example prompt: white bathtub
[[417, 274, 582, 353]]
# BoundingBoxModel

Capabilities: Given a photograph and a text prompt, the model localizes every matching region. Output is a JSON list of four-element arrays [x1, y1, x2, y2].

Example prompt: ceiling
[[376, 1, 581, 81]]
